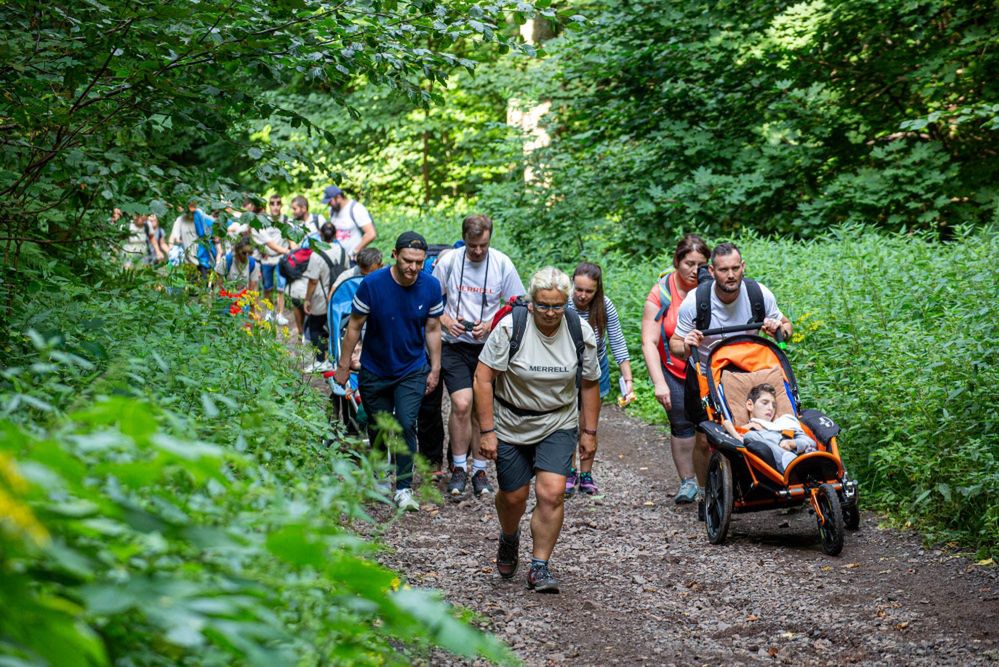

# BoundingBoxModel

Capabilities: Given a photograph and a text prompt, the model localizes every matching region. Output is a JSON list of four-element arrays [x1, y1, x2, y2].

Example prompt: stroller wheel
[[813, 483, 845, 556], [705, 451, 733, 545]]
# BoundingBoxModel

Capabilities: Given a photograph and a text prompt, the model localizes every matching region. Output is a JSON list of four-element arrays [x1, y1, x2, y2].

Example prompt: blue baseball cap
[[321, 185, 343, 204]]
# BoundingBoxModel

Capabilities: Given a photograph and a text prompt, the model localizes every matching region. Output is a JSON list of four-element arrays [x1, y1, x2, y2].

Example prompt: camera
[[697, 265, 712, 285], [459, 319, 475, 331]]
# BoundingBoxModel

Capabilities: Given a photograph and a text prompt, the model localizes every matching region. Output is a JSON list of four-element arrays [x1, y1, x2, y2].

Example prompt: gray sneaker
[[447, 467, 467, 497], [527, 562, 559, 593], [471, 470, 494, 496], [674, 477, 699, 504]]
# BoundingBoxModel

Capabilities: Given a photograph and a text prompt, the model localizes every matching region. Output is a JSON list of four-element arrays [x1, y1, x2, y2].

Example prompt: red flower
[[229, 304, 241, 315]]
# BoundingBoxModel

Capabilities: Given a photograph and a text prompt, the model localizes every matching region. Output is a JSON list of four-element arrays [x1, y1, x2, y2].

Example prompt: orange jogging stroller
[[690, 323, 860, 555]]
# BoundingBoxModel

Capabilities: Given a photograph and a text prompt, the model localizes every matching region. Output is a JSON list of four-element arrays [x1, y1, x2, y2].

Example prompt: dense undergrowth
[[0, 263, 514, 665]]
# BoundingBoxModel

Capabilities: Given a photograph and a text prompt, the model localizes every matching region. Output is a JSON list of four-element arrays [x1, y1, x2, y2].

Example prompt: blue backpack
[[192, 209, 217, 269]]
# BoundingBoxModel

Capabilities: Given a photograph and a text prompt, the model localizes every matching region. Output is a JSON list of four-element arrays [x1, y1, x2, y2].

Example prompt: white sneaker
[[275, 313, 289, 326], [263, 310, 275, 322], [394, 488, 419, 512], [305, 360, 334, 373]]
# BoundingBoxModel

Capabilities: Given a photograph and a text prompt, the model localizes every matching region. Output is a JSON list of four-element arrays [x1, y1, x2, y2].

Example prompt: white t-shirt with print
[[432, 247, 526, 344], [479, 313, 600, 445], [674, 281, 783, 366], [302, 243, 348, 316], [329, 200, 372, 258]]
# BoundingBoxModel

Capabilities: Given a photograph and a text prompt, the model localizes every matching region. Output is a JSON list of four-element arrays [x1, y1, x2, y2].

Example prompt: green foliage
[[602, 226, 999, 557], [0, 269, 516, 665], [485, 0, 998, 252], [0, 0, 540, 305]]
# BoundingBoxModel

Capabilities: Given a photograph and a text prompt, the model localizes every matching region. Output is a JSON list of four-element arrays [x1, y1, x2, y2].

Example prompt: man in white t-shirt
[[289, 194, 324, 242], [433, 214, 526, 499], [669, 241, 792, 503], [322, 185, 376, 261]]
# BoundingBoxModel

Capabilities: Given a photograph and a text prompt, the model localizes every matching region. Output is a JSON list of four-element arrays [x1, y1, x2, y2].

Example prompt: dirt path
[[373, 405, 999, 666]]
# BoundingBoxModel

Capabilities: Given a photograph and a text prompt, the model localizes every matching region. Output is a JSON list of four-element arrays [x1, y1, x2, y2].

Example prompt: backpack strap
[[348, 201, 361, 232], [507, 301, 529, 364], [225, 252, 233, 277], [248, 257, 256, 277], [695, 279, 714, 331], [313, 247, 336, 300], [563, 308, 586, 394], [744, 278, 766, 325], [654, 271, 672, 365]]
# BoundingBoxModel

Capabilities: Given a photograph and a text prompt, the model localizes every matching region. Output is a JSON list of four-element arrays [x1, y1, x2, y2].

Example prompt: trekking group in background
[[115, 185, 793, 594]]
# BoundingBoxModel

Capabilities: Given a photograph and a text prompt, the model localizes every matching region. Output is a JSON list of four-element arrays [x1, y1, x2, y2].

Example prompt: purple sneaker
[[565, 468, 579, 497], [578, 471, 598, 495]]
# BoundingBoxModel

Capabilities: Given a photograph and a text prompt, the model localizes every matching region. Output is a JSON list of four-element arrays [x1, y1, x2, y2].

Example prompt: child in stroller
[[722, 382, 816, 473]]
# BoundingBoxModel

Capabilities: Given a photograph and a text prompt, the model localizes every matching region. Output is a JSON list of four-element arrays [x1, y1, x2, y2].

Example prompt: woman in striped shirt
[[564, 261, 633, 496]]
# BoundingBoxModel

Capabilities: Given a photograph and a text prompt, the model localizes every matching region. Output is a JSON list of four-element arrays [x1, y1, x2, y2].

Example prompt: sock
[[452, 454, 467, 471], [500, 530, 518, 542], [472, 458, 488, 473], [530, 558, 547, 569]]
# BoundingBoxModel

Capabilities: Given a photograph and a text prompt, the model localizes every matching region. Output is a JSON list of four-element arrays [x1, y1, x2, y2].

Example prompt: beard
[[716, 279, 741, 294]]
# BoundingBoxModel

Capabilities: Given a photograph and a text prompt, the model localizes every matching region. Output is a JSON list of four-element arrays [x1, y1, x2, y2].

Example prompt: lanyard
[[457, 249, 490, 323]]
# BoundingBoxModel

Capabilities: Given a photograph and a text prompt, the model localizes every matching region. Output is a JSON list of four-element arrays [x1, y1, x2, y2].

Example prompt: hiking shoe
[[578, 471, 598, 495], [565, 468, 579, 497], [447, 467, 467, 497], [496, 532, 519, 579], [275, 312, 290, 326], [471, 470, 494, 497], [674, 477, 698, 504], [305, 359, 333, 373], [527, 562, 559, 593], [394, 488, 419, 512]]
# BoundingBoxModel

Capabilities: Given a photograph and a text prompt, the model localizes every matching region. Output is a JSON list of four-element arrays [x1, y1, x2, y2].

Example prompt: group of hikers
[[116, 185, 798, 594]]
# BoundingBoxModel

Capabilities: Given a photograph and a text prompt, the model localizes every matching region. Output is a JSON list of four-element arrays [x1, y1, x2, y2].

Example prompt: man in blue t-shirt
[[333, 231, 444, 511]]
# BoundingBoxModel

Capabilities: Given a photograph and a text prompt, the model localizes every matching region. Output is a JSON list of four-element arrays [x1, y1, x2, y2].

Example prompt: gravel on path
[[371, 405, 999, 666]]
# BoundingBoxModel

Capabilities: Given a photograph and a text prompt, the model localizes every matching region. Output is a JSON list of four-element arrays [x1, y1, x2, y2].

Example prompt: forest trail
[[372, 405, 999, 666]]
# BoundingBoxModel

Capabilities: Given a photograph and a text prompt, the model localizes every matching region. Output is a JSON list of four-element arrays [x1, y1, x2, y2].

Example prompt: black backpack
[[507, 298, 586, 393], [695, 277, 766, 331]]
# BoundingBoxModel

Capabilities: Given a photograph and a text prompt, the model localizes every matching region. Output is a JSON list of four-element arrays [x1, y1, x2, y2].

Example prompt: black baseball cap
[[395, 231, 428, 252]]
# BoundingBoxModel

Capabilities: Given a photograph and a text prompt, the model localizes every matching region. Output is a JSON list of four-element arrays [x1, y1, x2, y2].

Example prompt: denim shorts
[[261, 263, 287, 291]]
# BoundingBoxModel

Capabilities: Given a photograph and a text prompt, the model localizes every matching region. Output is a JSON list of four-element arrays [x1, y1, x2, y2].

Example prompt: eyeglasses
[[533, 302, 566, 312]]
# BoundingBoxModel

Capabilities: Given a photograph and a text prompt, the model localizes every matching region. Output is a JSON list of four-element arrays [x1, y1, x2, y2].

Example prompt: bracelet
[[480, 428, 496, 435], [582, 428, 597, 436]]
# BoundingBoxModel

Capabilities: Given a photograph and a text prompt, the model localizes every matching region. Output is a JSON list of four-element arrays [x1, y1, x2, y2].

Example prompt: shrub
[[0, 268, 515, 665]]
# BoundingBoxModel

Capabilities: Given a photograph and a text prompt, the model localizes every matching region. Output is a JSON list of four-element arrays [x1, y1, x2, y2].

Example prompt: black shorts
[[684, 363, 708, 428], [496, 429, 576, 492], [664, 368, 696, 438], [441, 342, 484, 394]]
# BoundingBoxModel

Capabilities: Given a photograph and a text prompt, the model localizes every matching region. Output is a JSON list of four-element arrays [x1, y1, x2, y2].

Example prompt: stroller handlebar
[[689, 321, 787, 365]]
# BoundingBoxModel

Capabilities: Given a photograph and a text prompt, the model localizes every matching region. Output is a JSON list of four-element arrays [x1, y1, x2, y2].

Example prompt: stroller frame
[[691, 325, 860, 555]]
